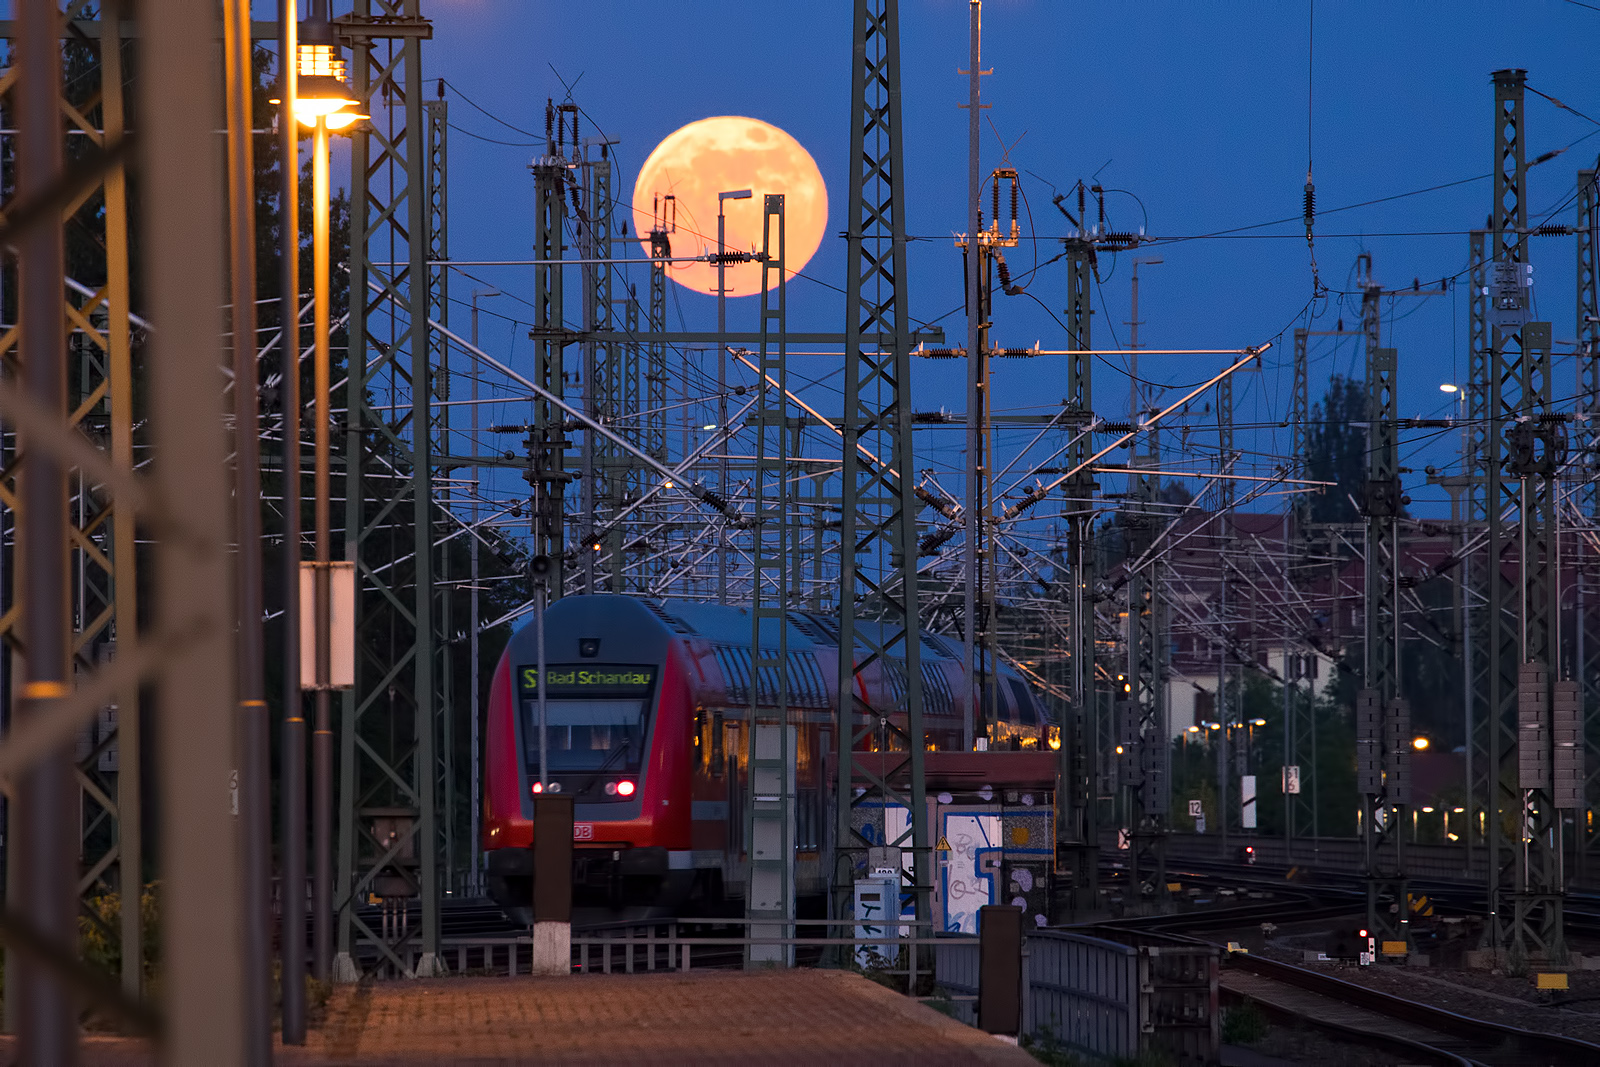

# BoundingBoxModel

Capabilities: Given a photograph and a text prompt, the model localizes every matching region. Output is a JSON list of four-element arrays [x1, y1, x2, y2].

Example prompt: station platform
[[2, 969, 1035, 1066]]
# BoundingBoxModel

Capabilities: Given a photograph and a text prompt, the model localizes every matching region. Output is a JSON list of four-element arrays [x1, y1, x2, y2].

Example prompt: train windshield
[[523, 699, 650, 772], [516, 664, 656, 773]]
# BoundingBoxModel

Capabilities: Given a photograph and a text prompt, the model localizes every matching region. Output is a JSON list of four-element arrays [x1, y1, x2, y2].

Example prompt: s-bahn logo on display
[[573, 823, 594, 841], [518, 664, 655, 696]]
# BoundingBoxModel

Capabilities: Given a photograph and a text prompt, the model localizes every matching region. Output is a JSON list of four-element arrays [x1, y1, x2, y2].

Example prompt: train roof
[[647, 597, 1012, 670], [526, 595, 1051, 726]]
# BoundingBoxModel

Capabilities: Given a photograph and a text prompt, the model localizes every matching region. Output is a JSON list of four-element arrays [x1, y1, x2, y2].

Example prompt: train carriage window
[[712, 707, 725, 776], [1008, 679, 1040, 749]]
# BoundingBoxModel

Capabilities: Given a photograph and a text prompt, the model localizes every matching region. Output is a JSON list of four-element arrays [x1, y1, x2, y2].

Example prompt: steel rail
[[1228, 952, 1600, 1066]]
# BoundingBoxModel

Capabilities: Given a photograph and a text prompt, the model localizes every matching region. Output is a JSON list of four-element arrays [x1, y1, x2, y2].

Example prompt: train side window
[[694, 706, 706, 767], [711, 707, 725, 776]]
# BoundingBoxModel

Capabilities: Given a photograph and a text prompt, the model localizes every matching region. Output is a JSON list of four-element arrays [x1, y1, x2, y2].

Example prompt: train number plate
[[573, 823, 594, 841]]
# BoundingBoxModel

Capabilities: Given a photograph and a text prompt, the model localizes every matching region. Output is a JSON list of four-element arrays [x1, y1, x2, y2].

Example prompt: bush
[[1222, 1001, 1268, 1045], [80, 886, 160, 986], [1020, 1030, 1084, 1066]]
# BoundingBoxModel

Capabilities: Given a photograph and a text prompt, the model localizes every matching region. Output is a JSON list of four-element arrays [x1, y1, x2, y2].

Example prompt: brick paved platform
[[0, 968, 1035, 1065]]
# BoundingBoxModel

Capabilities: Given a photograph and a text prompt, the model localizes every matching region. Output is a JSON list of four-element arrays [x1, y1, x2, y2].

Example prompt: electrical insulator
[[991, 180, 1001, 236], [1303, 180, 1316, 231], [546, 100, 555, 147]]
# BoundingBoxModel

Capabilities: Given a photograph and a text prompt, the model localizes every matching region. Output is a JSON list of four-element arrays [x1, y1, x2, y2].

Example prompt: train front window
[[516, 663, 657, 775], [522, 698, 650, 772]]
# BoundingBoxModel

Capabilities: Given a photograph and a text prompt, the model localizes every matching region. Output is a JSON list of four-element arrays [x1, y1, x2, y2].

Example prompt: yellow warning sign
[[935, 836, 951, 853], [1537, 972, 1569, 990], [1381, 940, 1408, 956]]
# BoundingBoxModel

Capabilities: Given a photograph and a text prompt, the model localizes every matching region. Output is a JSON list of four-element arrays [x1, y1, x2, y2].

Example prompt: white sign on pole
[[1241, 775, 1258, 829], [299, 560, 356, 690], [1188, 799, 1203, 817], [1283, 764, 1302, 795]]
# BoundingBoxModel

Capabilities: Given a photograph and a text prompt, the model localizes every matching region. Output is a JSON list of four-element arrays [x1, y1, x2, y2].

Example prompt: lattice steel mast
[[1355, 254, 1411, 949], [1053, 231, 1098, 919], [334, 0, 444, 981], [528, 104, 570, 591], [746, 196, 794, 964], [834, 0, 930, 927], [0, 5, 144, 1007]]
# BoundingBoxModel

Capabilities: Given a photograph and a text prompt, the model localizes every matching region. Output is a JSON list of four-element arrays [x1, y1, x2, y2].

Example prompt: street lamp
[[468, 288, 499, 896], [272, 4, 366, 987], [1128, 257, 1164, 422], [715, 188, 750, 603]]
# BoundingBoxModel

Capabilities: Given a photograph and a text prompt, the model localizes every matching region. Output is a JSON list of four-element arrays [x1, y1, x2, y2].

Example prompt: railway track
[[1223, 952, 1600, 1066]]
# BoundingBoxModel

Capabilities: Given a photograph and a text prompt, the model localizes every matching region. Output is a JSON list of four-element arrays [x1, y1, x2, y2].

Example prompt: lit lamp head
[[295, 74, 364, 129], [271, 15, 367, 131]]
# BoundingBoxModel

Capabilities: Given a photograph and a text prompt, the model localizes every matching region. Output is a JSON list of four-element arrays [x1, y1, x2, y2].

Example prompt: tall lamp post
[[279, 7, 365, 985], [715, 188, 750, 603], [275, 0, 305, 1042], [469, 287, 499, 894]]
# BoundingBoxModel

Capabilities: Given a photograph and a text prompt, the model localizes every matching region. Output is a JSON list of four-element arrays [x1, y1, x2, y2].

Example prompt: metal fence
[[366, 919, 966, 987], [935, 928, 1220, 1065]]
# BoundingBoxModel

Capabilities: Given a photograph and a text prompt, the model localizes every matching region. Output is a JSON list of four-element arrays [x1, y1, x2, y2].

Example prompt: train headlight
[[604, 782, 618, 796], [531, 782, 543, 794], [616, 780, 636, 797]]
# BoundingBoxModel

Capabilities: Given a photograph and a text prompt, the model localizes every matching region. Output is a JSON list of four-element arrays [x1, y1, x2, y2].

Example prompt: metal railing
[[374, 918, 972, 989], [935, 928, 1219, 1065]]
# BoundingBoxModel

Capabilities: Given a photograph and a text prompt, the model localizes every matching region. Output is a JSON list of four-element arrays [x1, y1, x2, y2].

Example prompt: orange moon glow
[[631, 116, 827, 298]]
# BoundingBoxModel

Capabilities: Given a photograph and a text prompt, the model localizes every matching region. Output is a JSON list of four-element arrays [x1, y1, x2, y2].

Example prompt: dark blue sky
[[422, 0, 1598, 518]]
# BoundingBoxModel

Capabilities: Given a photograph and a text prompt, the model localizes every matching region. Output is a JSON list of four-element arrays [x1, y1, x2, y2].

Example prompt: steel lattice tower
[[834, 0, 930, 928], [1355, 256, 1411, 948], [1053, 238, 1098, 919], [1574, 164, 1600, 884], [334, 0, 445, 980], [746, 196, 795, 963], [1285, 328, 1318, 844], [0, 7, 145, 1004], [528, 113, 569, 592]]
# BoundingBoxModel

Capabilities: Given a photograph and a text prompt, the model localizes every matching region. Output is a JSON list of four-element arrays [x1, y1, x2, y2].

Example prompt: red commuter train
[[481, 594, 1052, 920]]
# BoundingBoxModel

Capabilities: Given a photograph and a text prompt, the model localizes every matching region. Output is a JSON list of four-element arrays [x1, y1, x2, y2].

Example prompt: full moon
[[631, 116, 827, 298]]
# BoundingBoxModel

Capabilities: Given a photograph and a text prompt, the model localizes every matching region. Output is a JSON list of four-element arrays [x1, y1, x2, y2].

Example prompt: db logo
[[573, 823, 594, 841]]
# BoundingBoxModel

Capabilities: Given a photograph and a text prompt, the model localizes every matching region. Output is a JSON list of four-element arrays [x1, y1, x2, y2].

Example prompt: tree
[[1304, 375, 1367, 524]]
